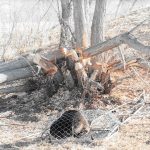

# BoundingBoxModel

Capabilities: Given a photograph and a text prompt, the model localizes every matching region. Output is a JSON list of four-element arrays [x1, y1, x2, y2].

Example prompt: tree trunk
[[60, 0, 73, 48], [91, 0, 107, 46], [73, 0, 88, 49], [0, 66, 38, 84], [0, 56, 33, 73]]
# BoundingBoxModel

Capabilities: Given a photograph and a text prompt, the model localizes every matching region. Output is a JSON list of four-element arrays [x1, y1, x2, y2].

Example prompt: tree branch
[[121, 34, 150, 54], [86, 33, 150, 56]]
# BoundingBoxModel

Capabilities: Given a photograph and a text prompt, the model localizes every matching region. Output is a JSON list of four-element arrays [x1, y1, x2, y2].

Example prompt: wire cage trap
[[49, 110, 90, 140]]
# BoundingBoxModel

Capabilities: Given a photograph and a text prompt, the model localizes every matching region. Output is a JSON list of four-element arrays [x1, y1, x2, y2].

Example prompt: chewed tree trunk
[[73, 0, 88, 50], [60, 0, 73, 48], [91, 0, 107, 46]]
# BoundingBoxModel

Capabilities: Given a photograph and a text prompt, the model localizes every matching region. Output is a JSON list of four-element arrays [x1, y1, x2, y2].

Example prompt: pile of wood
[[0, 30, 149, 97]]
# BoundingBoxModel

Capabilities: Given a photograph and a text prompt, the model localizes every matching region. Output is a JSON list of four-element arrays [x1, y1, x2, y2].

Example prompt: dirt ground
[[0, 7, 150, 150]]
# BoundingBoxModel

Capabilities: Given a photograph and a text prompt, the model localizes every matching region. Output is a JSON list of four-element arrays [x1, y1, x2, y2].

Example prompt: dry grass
[[102, 116, 150, 150]]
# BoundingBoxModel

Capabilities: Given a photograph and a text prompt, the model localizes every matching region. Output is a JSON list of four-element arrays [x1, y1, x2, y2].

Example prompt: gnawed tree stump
[[0, 27, 149, 98]]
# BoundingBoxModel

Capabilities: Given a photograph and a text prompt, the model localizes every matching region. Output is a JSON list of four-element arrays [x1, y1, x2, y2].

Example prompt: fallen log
[[0, 79, 41, 95], [0, 30, 149, 84], [85, 33, 150, 57], [0, 55, 33, 73], [0, 66, 38, 84], [0, 70, 64, 95], [0, 55, 147, 86], [1, 28, 149, 74]]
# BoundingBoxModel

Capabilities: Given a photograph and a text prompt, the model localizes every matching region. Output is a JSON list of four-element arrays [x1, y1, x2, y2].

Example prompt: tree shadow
[[0, 79, 80, 122], [0, 71, 66, 122], [0, 87, 50, 122]]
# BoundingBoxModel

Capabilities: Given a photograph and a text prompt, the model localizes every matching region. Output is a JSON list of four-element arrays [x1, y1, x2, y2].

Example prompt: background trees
[[91, 0, 106, 46], [60, 0, 107, 50]]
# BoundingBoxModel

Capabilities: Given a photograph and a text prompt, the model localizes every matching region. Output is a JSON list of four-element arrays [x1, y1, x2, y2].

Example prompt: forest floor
[[0, 7, 150, 150]]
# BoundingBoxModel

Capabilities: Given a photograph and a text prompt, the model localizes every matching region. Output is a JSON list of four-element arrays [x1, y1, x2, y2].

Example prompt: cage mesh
[[49, 110, 90, 140]]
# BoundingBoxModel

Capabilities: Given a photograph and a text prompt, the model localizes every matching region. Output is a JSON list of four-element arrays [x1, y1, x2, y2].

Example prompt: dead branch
[[109, 57, 146, 71], [128, 19, 147, 33]]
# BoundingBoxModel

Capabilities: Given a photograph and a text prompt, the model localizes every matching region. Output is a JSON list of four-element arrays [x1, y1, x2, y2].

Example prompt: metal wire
[[49, 110, 90, 140]]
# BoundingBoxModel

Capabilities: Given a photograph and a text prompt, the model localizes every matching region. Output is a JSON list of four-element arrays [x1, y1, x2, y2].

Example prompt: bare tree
[[60, 0, 73, 48], [73, 0, 88, 50], [91, 0, 107, 46]]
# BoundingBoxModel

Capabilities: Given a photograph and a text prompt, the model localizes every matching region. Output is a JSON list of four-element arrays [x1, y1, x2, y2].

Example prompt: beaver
[[50, 110, 90, 139]]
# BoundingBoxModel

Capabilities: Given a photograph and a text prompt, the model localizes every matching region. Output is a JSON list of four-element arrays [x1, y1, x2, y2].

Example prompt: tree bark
[[0, 56, 33, 73], [86, 33, 150, 56], [60, 0, 73, 48], [73, 0, 88, 49], [0, 66, 38, 84], [91, 0, 107, 46]]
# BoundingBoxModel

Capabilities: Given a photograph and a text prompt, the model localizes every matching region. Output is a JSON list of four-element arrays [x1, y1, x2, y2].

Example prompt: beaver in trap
[[50, 110, 90, 139]]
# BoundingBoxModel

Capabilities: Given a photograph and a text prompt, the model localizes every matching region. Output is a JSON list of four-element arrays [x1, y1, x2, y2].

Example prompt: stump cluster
[[33, 48, 115, 99]]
